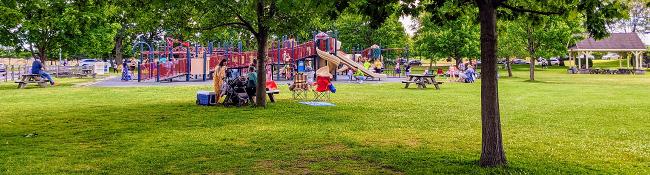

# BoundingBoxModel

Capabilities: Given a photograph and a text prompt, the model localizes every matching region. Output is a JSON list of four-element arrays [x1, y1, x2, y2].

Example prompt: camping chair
[[289, 73, 310, 100], [313, 76, 331, 101]]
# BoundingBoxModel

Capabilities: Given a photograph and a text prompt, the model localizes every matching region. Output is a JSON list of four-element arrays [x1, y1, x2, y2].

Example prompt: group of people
[[212, 59, 259, 105], [445, 64, 477, 83]]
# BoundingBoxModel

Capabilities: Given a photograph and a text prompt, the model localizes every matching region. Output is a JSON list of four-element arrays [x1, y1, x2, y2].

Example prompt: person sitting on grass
[[354, 68, 366, 84], [31, 57, 55, 86], [246, 66, 257, 103], [436, 67, 444, 77]]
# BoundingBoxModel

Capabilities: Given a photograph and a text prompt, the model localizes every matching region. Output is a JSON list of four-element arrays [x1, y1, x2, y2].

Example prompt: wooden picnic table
[[75, 68, 96, 78], [402, 74, 442, 90], [15, 74, 50, 89]]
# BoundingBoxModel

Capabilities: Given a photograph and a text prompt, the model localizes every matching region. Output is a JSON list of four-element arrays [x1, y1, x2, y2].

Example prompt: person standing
[[394, 62, 401, 77], [121, 61, 131, 81], [31, 57, 55, 86], [246, 66, 257, 103], [213, 59, 228, 103]]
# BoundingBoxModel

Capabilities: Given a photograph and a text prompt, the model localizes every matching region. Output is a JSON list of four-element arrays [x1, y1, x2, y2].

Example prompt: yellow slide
[[335, 51, 387, 79]]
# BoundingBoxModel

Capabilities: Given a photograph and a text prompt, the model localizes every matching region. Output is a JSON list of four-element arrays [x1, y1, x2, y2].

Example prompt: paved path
[[91, 75, 407, 87]]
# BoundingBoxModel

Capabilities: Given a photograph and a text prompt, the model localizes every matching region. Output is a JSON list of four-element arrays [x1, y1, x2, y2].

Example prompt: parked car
[[80, 59, 97, 68], [408, 60, 422, 66], [549, 58, 560, 65], [512, 59, 529, 64], [536, 58, 548, 65], [396, 58, 408, 65], [0, 63, 6, 72]]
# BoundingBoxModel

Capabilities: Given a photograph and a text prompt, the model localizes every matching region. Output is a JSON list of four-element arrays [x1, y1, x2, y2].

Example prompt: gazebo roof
[[569, 33, 647, 52]]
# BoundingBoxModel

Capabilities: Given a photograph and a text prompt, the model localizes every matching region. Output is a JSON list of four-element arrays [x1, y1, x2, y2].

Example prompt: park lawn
[[1, 68, 649, 174]]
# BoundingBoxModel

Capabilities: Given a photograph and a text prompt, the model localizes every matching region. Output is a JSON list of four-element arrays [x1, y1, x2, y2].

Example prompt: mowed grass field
[[1, 66, 649, 174]]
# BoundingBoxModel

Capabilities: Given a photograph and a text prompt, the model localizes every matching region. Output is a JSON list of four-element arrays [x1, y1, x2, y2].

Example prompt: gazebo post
[[578, 51, 582, 69], [618, 52, 622, 68], [639, 52, 644, 69], [585, 51, 592, 69], [627, 52, 631, 68], [633, 51, 641, 69]]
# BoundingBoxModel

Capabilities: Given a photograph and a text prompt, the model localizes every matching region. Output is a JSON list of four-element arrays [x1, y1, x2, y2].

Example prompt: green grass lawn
[[1, 68, 649, 174]]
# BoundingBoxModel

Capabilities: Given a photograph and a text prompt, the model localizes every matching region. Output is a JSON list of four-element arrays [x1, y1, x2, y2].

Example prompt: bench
[[74, 69, 97, 78], [266, 89, 280, 103], [401, 81, 418, 88], [15, 74, 50, 89]]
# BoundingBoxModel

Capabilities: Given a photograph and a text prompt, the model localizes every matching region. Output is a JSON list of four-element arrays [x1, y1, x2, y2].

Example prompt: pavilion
[[568, 33, 647, 69]]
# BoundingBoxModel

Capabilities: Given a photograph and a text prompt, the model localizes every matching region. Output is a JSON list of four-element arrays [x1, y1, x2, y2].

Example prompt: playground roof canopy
[[568, 33, 647, 52]]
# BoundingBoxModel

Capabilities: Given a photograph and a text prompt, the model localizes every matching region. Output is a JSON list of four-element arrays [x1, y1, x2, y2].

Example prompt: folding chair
[[313, 76, 331, 101], [289, 73, 310, 100]]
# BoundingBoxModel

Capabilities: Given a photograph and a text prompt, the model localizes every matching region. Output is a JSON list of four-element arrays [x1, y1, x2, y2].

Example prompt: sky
[[399, 15, 418, 37]]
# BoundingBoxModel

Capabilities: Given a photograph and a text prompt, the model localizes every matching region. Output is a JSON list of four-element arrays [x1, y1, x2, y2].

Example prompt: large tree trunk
[[115, 35, 124, 65], [455, 55, 462, 67], [506, 57, 513, 77], [477, 0, 507, 167], [255, 28, 268, 107], [38, 46, 47, 61], [527, 26, 535, 81]]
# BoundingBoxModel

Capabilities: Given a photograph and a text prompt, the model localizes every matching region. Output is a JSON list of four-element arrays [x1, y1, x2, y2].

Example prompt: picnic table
[[74, 68, 96, 78], [402, 74, 442, 90], [15, 74, 50, 89]]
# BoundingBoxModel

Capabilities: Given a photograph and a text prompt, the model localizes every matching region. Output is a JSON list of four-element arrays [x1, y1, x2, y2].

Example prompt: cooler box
[[196, 91, 216, 106]]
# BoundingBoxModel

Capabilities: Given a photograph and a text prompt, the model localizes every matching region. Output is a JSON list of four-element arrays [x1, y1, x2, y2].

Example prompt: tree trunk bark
[[477, 0, 507, 167], [38, 46, 47, 61], [527, 26, 535, 81], [255, 29, 269, 107], [455, 55, 462, 67], [115, 35, 124, 65], [506, 57, 513, 77]]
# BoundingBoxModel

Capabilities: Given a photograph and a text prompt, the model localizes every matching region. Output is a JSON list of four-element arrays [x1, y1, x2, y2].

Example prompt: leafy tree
[[371, 15, 408, 49], [607, 0, 649, 33], [497, 20, 527, 77], [416, 0, 627, 166], [335, 12, 372, 50], [503, 15, 582, 80], [187, 0, 346, 107], [0, 0, 118, 60], [415, 10, 480, 67]]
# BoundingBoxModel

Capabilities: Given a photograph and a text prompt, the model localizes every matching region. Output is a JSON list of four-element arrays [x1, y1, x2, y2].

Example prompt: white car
[[80, 59, 97, 68], [549, 58, 560, 65]]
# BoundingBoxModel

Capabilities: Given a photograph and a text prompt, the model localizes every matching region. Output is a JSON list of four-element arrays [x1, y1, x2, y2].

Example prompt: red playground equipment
[[131, 31, 387, 83]]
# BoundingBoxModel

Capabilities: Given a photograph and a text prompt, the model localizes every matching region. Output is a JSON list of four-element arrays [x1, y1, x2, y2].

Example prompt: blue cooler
[[196, 91, 217, 106]]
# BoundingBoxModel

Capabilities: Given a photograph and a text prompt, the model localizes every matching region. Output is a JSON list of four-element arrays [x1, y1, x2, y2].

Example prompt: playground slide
[[335, 51, 387, 79], [315, 49, 342, 65]]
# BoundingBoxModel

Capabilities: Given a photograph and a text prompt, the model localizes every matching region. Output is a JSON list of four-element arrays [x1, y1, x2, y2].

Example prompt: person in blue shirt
[[246, 66, 258, 103], [31, 57, 55, 85]]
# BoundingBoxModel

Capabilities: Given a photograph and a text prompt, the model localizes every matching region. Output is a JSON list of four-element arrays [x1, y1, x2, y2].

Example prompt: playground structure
[[131, 32, 391, 83]]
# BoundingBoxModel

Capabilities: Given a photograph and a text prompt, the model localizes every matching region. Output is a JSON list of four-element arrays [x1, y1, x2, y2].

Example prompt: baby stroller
[[222, 76, 249, 107]]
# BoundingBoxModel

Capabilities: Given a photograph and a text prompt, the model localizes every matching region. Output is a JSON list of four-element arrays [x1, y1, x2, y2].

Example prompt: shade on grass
[[0, 68, 649, 174]]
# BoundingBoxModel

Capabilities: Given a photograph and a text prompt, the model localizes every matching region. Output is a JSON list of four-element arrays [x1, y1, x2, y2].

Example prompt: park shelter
[[568, 33, 647, 69]]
